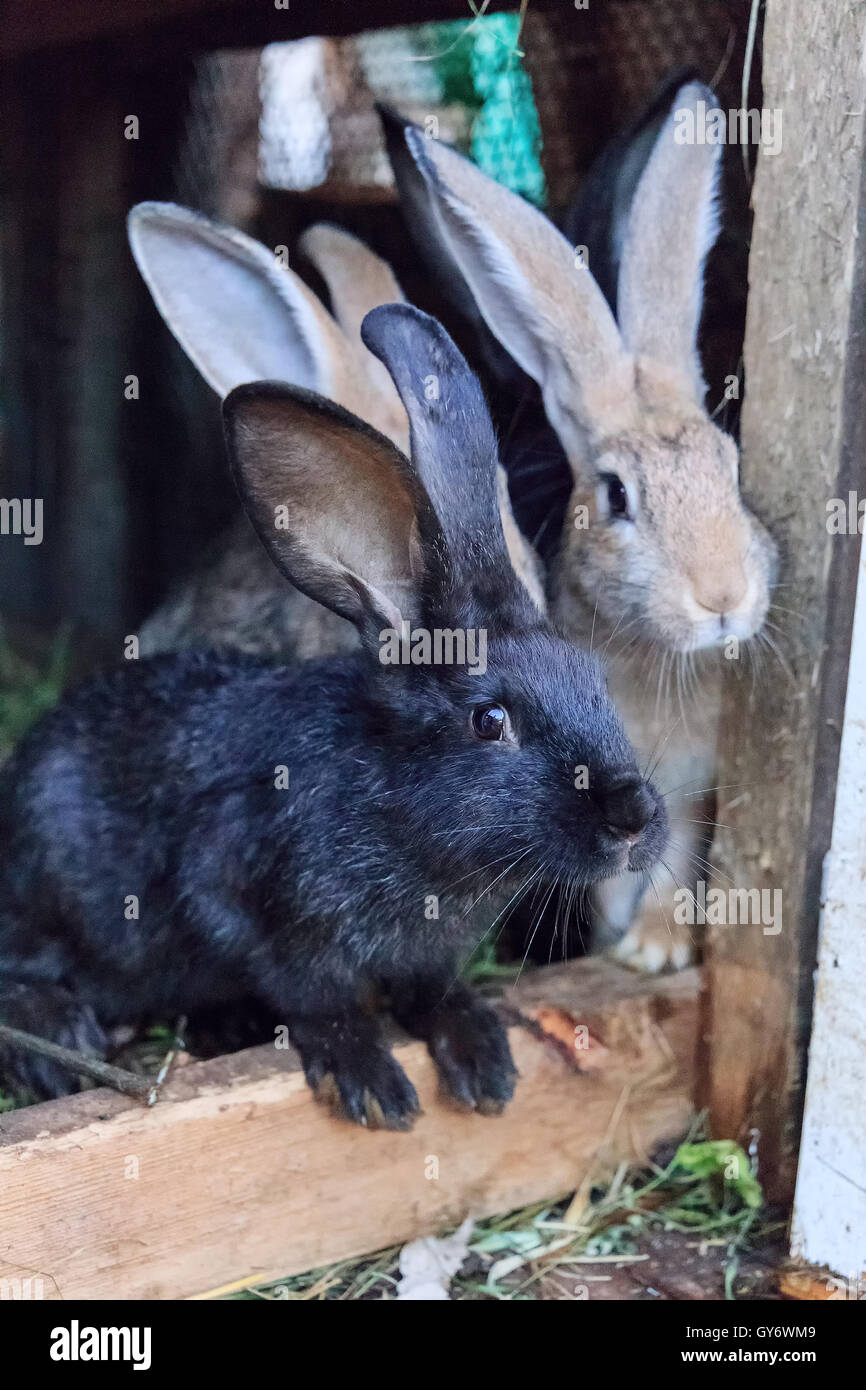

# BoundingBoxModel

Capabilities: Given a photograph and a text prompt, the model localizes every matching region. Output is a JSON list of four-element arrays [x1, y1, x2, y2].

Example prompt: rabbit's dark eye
[[603, 472, 631, 520], [472, 703, 507, 741]]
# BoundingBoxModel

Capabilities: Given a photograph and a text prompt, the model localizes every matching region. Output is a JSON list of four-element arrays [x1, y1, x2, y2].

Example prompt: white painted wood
[[791, 530, 866, 1282]]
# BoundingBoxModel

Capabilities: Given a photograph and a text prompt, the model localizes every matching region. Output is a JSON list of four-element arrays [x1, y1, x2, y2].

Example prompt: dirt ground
[[491, 1228, 785, 1302]]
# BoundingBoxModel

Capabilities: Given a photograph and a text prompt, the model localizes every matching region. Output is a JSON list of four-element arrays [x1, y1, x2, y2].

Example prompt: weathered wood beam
[[0, 0, 552, 60], [0, 959, 698, 1300], [702, 0, 866, 1203]]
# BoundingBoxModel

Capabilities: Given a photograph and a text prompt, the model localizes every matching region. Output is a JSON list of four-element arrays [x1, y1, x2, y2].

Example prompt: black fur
[[0, 307, 667, 1125]]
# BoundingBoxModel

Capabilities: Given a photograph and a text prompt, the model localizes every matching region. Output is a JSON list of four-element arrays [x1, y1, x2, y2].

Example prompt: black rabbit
[[0, 305, 667, 1127]]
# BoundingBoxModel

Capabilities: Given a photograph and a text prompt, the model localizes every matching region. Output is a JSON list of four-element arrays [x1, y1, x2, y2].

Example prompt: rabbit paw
[[611, 914, 698, 974], [427, 995, 518, 1116], [294, 1019, 420, 1130]]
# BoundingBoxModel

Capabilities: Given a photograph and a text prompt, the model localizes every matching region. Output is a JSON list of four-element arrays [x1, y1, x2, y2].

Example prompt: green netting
[[414, 14, 546, 208]]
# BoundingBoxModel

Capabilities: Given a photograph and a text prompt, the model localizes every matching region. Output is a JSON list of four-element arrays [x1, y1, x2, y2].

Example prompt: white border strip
[[791, 529, 866, 1281]]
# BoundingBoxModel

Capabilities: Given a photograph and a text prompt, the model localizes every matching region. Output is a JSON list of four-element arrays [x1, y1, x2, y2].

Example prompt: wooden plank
[[0, 0, 543, 59], [0, 960, 698, 1301], [702, 0, 866, 1203]]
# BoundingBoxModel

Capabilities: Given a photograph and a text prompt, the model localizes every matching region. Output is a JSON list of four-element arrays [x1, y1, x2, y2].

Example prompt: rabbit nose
[[690, 565, 747, 615], [599, 772, 656, 840]]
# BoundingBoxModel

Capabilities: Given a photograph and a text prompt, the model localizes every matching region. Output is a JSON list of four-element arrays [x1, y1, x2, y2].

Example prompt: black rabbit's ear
[[360, 303, 511, 587], [223, 382, 430, 639]]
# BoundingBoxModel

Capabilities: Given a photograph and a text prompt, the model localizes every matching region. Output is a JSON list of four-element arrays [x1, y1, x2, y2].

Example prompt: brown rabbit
[[128, 203, 544, 660], [383, 84, 778, 971]]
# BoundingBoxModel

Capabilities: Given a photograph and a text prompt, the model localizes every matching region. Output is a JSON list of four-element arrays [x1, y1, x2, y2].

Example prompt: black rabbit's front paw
[[292, 1017, 420, 1131], [425, 991, 518, 1116]]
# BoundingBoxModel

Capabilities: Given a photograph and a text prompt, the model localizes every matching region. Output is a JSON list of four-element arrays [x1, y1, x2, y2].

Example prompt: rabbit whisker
[[671, 843, 739, 890], [429, 821, 537, 838], [463, 845, 535, 916], [589, 593, 601, 658], [659, 858, 699, 913], [515, 875, 561, 984], [440, 848, 534, 895], [768, 603, 806, 623], [645, 872, 676, 942], [756, 629, 796, 683], [659, 776, 772, 799], [669, 817, 728, 829], [642, 714, 684, 783], [443, 858, 554, 1001]]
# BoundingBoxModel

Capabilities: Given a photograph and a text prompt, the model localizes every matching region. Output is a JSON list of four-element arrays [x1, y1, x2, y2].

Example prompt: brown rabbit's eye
[[603, 472, 631, 520], [472, 703, 507, 741]]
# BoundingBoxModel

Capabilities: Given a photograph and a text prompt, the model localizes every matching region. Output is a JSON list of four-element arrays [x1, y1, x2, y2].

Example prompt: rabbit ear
[[562, 66, 701, 312], [299, 223, 404, 345], [223, 383, 429, 640], [127, 202, 356, 404], [394, 126, 635, 454], [616, 82, 722, 406], [360, 303, 517, 593], [298, 224, 410, 450], [379, 105, 486, 331]]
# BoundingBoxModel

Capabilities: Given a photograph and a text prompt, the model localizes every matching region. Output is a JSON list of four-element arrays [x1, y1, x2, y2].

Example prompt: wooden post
[[702, 0, 866, 1202]]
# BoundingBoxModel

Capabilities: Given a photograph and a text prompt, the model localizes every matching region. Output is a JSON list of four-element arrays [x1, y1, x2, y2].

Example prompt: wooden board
[[0, 0, 551, 59], [0, 959, 698, 1301], [702, 0, 866, 1203]]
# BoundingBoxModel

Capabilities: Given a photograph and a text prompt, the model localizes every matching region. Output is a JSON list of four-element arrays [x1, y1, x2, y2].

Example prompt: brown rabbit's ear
[[298, 224, 410, 451], [616, 82, 722, 407], [223, 383, 429, 638], [128, 203, 362, 415], [396, 126, 635, 454], [299, 224, 404, 345]]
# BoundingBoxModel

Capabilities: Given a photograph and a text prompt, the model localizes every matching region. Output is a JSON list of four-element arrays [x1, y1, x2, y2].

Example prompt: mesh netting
[[606, 0, 741, 110]]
